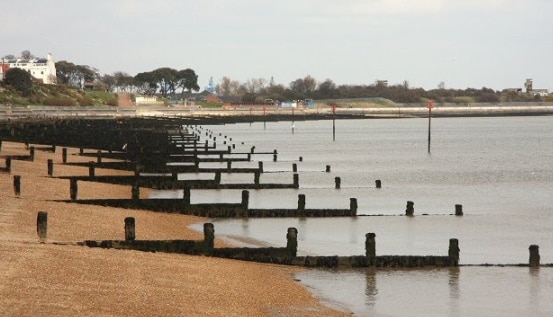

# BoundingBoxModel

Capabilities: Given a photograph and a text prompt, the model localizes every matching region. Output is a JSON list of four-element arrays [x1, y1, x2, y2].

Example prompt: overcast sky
[[2, 0, 552, 91]]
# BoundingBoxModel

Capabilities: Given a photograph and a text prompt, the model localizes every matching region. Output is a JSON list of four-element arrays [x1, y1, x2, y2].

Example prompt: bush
[[3, 68, 33, 96]]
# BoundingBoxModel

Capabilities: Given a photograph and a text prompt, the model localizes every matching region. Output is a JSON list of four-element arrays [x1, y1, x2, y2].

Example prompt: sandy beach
[[0, 141, 350, 316]]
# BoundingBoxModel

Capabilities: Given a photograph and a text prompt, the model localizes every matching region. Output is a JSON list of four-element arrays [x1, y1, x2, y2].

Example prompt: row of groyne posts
[[34, 212, 544, 268], [0, 117, 545, 268]]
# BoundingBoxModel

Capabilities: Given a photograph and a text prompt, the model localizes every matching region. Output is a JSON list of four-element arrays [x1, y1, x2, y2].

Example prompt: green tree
[[177, 68, 200, 94], [3, 68, 33, 96], [134, 71, 157, 95]]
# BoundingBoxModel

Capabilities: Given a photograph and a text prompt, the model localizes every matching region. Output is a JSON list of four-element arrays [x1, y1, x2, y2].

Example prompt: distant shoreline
[[1, 103, 552, 123]]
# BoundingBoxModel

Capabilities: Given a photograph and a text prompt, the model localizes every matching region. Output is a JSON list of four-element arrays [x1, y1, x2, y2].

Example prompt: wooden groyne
[[77, 219, 459, 268]]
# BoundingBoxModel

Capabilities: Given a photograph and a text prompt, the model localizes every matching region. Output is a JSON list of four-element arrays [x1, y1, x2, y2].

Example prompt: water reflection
[[364, 268, 378, 308], [448, 267, 460, 316]]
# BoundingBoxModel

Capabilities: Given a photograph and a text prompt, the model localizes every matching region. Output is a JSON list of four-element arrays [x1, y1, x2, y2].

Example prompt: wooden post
[[299, 156, 303, 162], [227, 160, 232, 169], [375, 180, 382, 188], [365, 233, 376, 257], [183, 185, 191, 210], [335, 177, 341, 189], [62, 148, 68, 164], [47, 159, 54, 176], [292, 163, 297, 173], [203, 223, 215, 250], [30, 146, 35, 161], [529, 245, 540, 268], [326, 165, 331, 173], [70, 178, 78, 201], [455, 204, 463, 216], [124, 217, 136, 241], [298, 194, 306, 213], [258, 161, 263, 173], [448, 238, 460, 266], [405, 201, 414, 216], [254, 172, 260, 185], [241, 190, 249, 216], [97, 150, 102, 163], [37, 211, 48, 243], [350, 198, 358, 216], [13, 175, 21, 196], [88, 161, 95, 177], [293, 173, 299, 188], [286, 227, 298, 257], [273, 149, 277, 162], [214, 172, 221, 185], [5, 157, 11, 173]]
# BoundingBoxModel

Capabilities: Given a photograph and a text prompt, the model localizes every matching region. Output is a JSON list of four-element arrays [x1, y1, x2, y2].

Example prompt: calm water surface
[[153, 116, 553, 316]]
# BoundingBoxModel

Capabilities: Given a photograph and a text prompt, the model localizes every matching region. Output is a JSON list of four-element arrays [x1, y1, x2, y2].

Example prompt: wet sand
[[0, 141, 350, 316]]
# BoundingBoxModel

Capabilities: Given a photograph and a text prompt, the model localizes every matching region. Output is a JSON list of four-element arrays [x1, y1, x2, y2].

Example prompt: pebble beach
[[0, 141, 350, 317]]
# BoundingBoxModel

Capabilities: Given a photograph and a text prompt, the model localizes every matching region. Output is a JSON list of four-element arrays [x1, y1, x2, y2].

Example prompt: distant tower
[[525, 79, 533, 93], [205, 76, 216, 93]]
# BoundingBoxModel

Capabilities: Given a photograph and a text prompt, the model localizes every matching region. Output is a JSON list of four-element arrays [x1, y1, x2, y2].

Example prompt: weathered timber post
[[292, 163, 297, 173], [183, 185, 191, 211], [227, 160, 232, 169], [30, 146, 35, 161], [298, 194, 306, 213], [365, 233, 376, 257], [214, 172, 221, 185], [241, 190, 249, 216], [51, 144, 56, 153], [529, 245, 540, 268], [350, 198, 358, 216], [194, 158, 200, 168], [124, 217, 136, 241], [204, 140, 208, 150], [455, 204, 463, 216], [79, 147, 84, 155], [203, 223, 215, 250], [232, 144, 236, 149], [5, 157, 11, 173], [293, 173, 299, 188], [37, 211, 48, 243], [299, 156, 303, 162], [254, 172, 260, 185], [273, 149, 277, 162], [62, 148, 68, 164], [405, 201, 414, 216], [326, 165, 331, 173], [258, 161, 263, 172], [96, 150, 102, 163], [227, 146, 231, 153], [375, 180, 382, 189], [335, 177, 341, 189], [448, 238, 460, 266], [132, 184, 140, 201], [70, 178, 78, 201], [47, 159, 54, 176], [13, 175, 21, 196], [88, 161, 95, 177], [247, 153, 252, 161], [250, 146, 255, 154], [286, 227, 298, 257]]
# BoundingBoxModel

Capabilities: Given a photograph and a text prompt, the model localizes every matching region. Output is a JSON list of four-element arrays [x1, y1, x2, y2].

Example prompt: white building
[[0, 53, 57, 84]]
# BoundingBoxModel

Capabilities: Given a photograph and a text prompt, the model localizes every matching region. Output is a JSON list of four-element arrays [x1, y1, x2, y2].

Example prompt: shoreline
[[1, 103, 553, 122], [0, 141, 351, 316]]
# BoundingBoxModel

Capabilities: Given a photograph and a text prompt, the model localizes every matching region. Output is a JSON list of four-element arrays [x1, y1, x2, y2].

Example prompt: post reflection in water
[[364, 268, 378, 308], [449, 267, 460, 316]]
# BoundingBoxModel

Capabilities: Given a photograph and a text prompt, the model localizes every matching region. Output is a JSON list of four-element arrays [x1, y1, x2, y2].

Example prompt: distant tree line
[[214, 75, 551, 104], [3, 50, 551, 103]]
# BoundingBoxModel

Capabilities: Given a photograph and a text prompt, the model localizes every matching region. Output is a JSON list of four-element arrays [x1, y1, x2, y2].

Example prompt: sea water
[[152, 116, 553, 316]]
